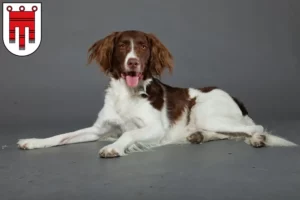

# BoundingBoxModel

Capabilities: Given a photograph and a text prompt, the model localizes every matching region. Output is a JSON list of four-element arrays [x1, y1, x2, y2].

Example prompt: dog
[[17, 30, 297, 158]]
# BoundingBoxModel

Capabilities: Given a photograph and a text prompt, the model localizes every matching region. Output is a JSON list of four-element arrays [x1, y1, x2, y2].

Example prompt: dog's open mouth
[[121, 71, 143, 87]]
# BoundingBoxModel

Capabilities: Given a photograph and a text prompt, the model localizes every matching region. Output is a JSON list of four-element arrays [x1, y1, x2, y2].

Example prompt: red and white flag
[[2, 3, 42, 56]]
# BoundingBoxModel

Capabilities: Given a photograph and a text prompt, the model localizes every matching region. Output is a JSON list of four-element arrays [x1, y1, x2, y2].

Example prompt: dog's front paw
[[17, 138, 42, 150], [99, 144, 124, 158]]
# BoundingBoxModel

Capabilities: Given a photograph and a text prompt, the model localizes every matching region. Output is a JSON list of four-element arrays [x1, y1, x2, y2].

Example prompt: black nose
[[127, 58, 140, 69]]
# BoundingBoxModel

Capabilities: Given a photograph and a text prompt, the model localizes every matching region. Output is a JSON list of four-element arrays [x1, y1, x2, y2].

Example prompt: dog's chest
[[106, 83, 159, 125], [114, 94, 148, 119]]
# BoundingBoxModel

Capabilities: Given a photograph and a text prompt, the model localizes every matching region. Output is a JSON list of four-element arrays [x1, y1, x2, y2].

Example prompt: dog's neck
[[108, 77, 153, 97]]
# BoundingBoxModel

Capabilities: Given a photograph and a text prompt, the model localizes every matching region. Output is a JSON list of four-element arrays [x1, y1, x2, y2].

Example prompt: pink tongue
[[125, 76, 139, 87]]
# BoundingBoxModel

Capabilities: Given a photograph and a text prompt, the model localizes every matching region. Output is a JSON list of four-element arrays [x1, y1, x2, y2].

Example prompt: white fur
[[124, 39, 140, 72], [17, 77, 297, 156]]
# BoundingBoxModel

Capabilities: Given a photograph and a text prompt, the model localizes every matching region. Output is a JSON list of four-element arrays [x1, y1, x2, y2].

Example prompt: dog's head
[[88, 30, 173, 88]]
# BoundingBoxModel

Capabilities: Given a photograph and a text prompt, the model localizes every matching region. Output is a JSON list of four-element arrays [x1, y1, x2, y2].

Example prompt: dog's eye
[[119, 43, 125, 48], [141, 44, 147, 49]]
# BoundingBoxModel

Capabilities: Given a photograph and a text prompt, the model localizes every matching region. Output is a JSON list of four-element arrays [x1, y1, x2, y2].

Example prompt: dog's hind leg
[[200, 116, 269, 147], [187, 130, 233, 144], [187, 116, 296, 147], [186, 127, 266, 148]]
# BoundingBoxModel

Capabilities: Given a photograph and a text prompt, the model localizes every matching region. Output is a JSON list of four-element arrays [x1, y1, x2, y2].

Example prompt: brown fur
[[199, 86, 218, 93], [144, 79, 164, 110], [155, 80, 196, 125], [88, 32, 119, 75], [87, 30, 174, 79], [165, 86, 190, 125], [146, 33, 173, 78], [142, 79, 196, 126], [187, 97, 196, 125]]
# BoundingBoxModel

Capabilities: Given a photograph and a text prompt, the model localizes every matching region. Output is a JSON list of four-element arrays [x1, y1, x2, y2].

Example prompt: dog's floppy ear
[[147, 33, 174, 76], [88, 32, 119, 74]]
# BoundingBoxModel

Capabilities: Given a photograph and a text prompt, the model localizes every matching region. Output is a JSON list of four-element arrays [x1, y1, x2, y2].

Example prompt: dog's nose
[[127, 58, 140, 69]]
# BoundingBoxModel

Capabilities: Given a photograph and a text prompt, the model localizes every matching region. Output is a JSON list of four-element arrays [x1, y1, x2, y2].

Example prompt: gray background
[[1, 0, 299, 126], [1, 0, 300, 200]]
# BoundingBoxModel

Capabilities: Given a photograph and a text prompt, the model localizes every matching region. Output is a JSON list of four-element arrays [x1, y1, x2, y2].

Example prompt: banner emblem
[[2, 3, 42, 56]]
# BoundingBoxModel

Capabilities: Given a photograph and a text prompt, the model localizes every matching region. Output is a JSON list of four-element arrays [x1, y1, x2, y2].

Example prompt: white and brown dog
[[17, 30, 297, 158]]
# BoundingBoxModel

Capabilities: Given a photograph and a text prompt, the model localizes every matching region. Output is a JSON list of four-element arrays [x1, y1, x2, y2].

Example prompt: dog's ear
[[88, 32, 119, 74], [147, 33, 174, 76]]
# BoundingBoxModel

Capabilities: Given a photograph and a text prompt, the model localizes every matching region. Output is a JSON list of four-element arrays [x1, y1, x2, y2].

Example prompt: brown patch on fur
[[199, 86, 218, 93], [187, 97, 196, 125], [164, 85, 190, 124], [143, 79, 196, 125], [145, 33, 173, 78], [144, 79, 164, 110], [187, 132, 204, 144], [159, 81, 195, 125], [88, 32, 119, 76]]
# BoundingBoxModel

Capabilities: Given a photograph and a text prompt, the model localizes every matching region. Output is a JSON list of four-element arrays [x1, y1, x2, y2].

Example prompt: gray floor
[[1, 119, 300, 200]]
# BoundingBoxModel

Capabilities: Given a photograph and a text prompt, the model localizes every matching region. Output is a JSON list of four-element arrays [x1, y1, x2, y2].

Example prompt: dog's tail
[[262, 131, 297, 147], [216, 129, 297, 148]]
